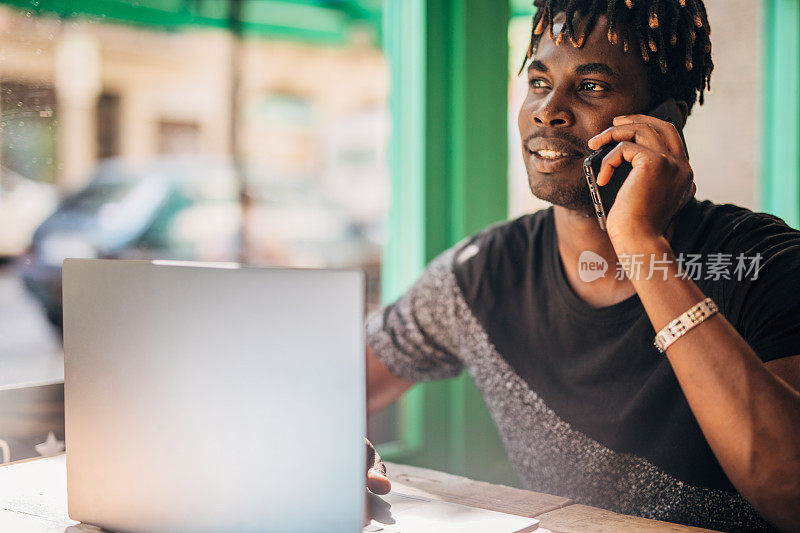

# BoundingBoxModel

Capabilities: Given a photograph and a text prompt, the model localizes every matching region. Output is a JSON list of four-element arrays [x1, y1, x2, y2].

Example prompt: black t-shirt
[[367, 198, 800, 531], [457, 198, 800, 495]]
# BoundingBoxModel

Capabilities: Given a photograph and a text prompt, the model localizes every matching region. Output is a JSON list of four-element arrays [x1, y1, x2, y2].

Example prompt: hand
[[366, 438, 391, 495], [587, 114, 696, 246]]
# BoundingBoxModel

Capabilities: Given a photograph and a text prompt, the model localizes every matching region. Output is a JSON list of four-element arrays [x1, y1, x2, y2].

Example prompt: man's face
[[518, 13, 651, 214]]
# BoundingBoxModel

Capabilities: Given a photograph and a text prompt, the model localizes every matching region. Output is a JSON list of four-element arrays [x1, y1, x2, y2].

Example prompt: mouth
[[526, 148, 584, 173], [531, 149, 581, 160], [524, 137, 587, 174]]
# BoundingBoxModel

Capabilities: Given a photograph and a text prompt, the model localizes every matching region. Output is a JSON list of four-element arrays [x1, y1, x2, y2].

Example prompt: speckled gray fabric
[[366, 248, 773, 532]]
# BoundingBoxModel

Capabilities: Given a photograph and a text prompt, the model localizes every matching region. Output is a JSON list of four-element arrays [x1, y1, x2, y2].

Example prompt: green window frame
[[761, 0, 800, 228]]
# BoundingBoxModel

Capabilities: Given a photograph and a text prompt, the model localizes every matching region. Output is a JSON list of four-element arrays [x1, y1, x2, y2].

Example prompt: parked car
[[0, 167, 58, 259], [18, 156, 382, 329]]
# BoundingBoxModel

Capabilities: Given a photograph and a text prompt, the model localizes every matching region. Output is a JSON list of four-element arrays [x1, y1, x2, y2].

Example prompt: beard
[[520, 129, 596, 217], [528, 170, 596, 217]]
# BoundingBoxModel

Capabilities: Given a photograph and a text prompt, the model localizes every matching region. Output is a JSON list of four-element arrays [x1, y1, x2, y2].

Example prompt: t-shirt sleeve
[[365, 247, 464, 382], [722, 213, 800, 363]]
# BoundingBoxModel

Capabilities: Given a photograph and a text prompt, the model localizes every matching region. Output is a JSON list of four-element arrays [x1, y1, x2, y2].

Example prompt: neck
[[552, 206, 639, 308], [553, 206, 617, 269]]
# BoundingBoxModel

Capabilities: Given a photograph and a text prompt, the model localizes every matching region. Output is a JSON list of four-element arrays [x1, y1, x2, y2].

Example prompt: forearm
[[366, 345, 415, 416], [614, 235, 800, 528]]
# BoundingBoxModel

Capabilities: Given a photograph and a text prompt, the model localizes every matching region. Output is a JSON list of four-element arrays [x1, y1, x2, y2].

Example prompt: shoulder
[[677, 199, 800, 258], [679, 200, 800, 361], [677, 199, 800, 292], [451, 208, 552, 301], [690, 199, 799, 242]]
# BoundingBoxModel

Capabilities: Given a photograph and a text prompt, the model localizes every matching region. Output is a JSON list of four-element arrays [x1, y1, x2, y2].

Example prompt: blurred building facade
[[0, 5, 388, 218]]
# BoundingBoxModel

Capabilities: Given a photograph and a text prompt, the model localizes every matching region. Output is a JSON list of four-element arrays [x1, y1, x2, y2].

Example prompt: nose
[[531, 92, 574, 127]]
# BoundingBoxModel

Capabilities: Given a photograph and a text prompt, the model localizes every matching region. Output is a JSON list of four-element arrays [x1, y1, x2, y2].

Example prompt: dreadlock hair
[[520, 0, 713, 114]]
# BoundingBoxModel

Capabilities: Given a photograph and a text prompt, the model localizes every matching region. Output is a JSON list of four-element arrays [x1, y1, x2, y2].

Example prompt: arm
[[590, 115, 800, 530], [614, 235, 800, 531], [365, 345, 413, 494], [362, 247, 465, 495], [367, 343, 415, 415], [364, 345, 413, 495]]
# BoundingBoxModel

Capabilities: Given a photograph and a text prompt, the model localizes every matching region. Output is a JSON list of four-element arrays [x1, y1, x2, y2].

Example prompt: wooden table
[[0, 455, 717, 532], [383, 462, 717, 533]]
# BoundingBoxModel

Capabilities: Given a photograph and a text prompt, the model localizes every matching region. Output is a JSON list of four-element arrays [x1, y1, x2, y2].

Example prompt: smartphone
[[583, 98, 689, 231]]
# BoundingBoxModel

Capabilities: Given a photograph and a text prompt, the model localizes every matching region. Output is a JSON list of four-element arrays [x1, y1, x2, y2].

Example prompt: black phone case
[[583, 99, 688, 231]]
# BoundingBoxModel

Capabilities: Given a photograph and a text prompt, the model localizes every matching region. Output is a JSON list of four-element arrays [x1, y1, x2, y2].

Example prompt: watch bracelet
[[654, 297, 719, 353]]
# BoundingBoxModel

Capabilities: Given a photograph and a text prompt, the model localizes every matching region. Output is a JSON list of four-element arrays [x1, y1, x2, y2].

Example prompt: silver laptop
[[63, 259, 366, 532], [63, 259, 539, 533]]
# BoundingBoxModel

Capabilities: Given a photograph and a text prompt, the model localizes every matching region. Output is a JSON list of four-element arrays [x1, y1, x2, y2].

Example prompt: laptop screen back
[[63, 259, 365, 533]]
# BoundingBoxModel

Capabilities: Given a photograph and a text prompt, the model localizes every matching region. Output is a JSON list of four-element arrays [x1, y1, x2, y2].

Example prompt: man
[[364, 1, 800, 531]]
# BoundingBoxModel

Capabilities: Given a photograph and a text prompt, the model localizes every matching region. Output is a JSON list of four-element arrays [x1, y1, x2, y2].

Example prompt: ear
[[676, 100, 689, 128]]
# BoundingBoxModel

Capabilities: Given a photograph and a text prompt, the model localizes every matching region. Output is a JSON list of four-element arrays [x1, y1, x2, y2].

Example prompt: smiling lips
[[534, 149, 577, 159], [526, 137, 586, 173]]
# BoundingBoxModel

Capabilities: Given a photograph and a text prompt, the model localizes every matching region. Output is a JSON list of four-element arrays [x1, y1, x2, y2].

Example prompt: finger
[[588, 123, 668, 154], [612, 114, 685, 157], [367, 467, 391, 495], [596, 141, 653, 186], [612, 114, 646, 125], [365, 438, 391, 494], [366, 439, 384, 471]]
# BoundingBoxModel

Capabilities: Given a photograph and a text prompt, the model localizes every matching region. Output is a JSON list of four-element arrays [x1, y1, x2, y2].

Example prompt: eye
[[578, 81, 607, 93], [528, 78, 549, 90]]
